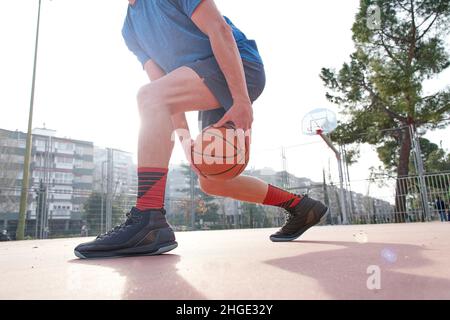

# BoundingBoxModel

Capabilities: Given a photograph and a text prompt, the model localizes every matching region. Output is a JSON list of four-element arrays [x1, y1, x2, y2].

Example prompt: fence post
[[317, 132, 348, 224], [409, 124, 431, 221]]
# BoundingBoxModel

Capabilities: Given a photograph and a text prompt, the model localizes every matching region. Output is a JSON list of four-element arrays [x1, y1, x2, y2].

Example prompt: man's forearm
[[209, 24, 251, 104]]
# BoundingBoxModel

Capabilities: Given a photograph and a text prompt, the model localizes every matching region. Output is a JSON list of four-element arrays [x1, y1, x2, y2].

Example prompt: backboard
[[302, 108, 337, 136]]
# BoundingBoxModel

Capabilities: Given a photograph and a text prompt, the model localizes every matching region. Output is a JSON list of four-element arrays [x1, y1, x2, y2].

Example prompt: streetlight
[[17, 0, 43, 240]]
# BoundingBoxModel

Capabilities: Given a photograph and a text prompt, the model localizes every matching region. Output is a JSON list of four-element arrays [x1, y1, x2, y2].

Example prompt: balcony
[[55, 148, 74, 156], [51, 193, 72, 201], [50, 209, 71, 219], [55, 163, 74, 170]]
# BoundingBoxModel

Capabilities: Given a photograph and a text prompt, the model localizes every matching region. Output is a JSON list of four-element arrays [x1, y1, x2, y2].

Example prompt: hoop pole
[[318, 132, 348, 224]]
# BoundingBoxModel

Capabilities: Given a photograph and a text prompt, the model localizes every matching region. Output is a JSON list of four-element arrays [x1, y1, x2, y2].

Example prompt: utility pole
[[17, 0, 42, 240], [41, 134, 51, 238], [100, 160, 107, 234], [281, 147, 289, 189], [233, 200, 239, 229], [106, 149, 114, 231], [35, 180, 45, 239]]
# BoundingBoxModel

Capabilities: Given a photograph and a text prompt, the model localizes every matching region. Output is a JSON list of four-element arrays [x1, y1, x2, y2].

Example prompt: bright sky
[[0, 0, 449, 199]]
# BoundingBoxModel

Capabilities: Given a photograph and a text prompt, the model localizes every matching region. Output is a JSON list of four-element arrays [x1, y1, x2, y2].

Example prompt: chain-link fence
[[294, 171, 450, 225], [0, 186, 285, 240], [1, 171, 449, 241], [395, 172, 450, 222]]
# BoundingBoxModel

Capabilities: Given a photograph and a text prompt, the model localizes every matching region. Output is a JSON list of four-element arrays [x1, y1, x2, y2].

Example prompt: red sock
[[263, 184, 303, 209], [136, 167, 168, 211]]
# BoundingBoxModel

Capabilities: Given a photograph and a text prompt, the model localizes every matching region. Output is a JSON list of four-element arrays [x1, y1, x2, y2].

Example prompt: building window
[[35, 140, 46, 147], [55, 157, 73, 164], [57, 142, 74, 151]]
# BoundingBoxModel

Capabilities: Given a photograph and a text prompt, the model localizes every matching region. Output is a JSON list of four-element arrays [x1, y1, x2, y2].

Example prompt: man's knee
[[137, 83, 167, 115]]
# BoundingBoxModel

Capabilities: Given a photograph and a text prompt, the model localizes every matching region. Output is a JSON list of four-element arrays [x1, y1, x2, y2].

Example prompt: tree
[[321, 0, 450, 221], [178, 164, 220, 228], [422, 144, 450, 172], [240, 202, 266, 228], [376, 137, 450, 214], [377, 137, 450, 173], [82, 192, 125, 235]]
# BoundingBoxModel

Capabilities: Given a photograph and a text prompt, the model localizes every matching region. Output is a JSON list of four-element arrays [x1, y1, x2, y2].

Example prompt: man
[[435, 196, 447, 222], [74, 0, 328, 259]]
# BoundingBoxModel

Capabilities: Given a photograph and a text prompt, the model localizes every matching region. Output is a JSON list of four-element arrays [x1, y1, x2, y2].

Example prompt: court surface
[[1, 222, 449, 300]]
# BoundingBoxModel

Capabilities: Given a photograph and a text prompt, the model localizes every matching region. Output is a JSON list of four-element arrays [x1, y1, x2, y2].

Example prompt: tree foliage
[[82, 192, 125, 235], [377, 137, 450, 172], [321, 0, 450, 221], [178, 164, 220, 227], [322, 0, 450, 167]]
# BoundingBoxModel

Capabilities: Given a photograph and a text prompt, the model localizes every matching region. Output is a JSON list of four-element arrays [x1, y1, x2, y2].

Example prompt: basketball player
[[74, 0, 328, 259]]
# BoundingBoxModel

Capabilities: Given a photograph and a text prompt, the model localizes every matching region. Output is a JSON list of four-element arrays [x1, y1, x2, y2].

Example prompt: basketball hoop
[[302, 108, 337, 136], [300, 108, 348, 224]]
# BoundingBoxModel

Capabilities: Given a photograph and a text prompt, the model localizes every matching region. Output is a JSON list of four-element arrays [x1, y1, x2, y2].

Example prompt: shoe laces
[[96, 212, 139, 239], [282, 194, 307, 228], [282, 212, 294, 229]]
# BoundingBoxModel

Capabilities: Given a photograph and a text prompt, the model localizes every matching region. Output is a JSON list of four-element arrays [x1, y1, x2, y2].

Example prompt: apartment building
[[0, 127, 94, 237]]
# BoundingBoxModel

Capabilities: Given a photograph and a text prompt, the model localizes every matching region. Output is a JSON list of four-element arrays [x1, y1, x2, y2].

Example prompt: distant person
[[447, 187, 450, 221], [43, 227, 49, 239], [75, 0, 327, 259], [81, 225, 89, 237], [0, 230, 10, 242], [447, 201, 450, 222], [434, 196, 447, 222]]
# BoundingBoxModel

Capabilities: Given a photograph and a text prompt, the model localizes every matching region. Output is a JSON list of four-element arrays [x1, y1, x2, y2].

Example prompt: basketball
[[191, 124, 250, 180]]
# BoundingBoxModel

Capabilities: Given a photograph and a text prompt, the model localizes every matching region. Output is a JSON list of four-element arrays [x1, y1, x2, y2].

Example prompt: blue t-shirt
[[122, 0, 263, 72]]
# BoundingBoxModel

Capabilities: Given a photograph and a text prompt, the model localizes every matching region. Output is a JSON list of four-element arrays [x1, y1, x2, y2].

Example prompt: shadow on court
[[264, 240, 450, 299], [69, 254, 206, 300]]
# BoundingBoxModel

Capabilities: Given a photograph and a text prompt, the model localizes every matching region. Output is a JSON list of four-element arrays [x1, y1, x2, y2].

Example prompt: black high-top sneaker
[[270, 195, 328, 242], [74, 207, 177, 259]]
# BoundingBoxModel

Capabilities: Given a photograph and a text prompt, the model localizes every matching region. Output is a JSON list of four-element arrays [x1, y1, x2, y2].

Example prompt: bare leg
[[137, 66, 270, 206], [199, 175, 269, 204], [137, 66, 221, 168]]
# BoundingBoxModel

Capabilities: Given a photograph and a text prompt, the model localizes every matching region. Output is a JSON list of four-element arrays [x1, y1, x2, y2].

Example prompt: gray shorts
[[185, 56, 266, 130]]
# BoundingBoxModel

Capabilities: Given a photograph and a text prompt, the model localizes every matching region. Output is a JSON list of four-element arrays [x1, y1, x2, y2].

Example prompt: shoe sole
[[74, 241, 178, 260], [270, 206, 329, 242]]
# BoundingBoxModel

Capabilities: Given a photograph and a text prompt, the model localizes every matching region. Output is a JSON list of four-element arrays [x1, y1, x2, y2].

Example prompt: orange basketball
[[191, 124, 250, 181]]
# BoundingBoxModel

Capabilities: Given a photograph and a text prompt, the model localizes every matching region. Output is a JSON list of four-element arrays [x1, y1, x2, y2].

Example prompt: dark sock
[[263, 184, 303, 210], [136, 167, 168, 211]]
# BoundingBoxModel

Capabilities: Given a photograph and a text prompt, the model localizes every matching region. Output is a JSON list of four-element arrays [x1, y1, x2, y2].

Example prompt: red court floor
[[1, 222, 449, 300]]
